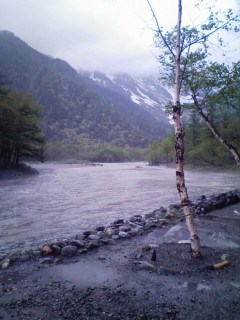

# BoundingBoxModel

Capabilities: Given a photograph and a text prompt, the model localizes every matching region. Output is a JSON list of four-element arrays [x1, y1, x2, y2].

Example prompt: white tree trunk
[[173, 0, 201, 257]]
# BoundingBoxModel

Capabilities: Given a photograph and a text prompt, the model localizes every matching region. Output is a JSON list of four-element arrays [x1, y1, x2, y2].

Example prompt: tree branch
[[191, 90, 240, 167], [180, 45, 191, 91], [182, 18, 236, 51], [146, 0, 175, 58]]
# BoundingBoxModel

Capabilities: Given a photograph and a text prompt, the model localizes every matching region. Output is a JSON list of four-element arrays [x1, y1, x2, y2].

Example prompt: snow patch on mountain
[[81, 71, 172, 122], [130, 91, 141, 105]]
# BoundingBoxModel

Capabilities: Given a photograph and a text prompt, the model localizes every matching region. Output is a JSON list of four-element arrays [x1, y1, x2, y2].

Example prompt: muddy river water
[[0, 162, 240, 256]]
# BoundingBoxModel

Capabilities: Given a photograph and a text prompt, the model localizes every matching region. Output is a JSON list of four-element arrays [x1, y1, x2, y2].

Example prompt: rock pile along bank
[[1, 189, 240, 268]]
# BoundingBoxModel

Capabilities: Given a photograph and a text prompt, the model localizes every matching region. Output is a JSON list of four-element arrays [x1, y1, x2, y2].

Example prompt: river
[[0, 162, 240, 256]]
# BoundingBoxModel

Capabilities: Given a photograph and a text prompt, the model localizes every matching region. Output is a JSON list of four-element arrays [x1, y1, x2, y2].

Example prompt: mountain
[[80, 71, 172, 122], [0, 30, 171, 160]]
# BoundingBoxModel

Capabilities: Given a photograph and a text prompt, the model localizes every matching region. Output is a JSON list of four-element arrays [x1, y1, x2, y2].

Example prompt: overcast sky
[[0, 0, 239, 75]]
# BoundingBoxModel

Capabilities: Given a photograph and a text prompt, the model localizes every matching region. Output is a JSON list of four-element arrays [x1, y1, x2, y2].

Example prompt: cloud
[[0, 0, 238, 75], [0, 0, 161, 74]]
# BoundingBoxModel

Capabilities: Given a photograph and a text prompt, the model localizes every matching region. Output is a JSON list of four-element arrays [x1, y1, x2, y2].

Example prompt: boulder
[[61, 245, 77, 257]]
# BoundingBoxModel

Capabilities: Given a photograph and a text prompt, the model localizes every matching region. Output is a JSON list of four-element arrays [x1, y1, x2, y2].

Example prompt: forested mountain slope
[[0, 30, 171, 160]]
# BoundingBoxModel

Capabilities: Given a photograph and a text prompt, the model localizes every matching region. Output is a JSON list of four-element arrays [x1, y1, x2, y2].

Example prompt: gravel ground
[[1, 204, 240, 320]]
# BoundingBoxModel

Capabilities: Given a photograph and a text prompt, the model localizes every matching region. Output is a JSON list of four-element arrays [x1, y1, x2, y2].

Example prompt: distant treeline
[[45, 141, 148, 163], [149, 108, 240, 167]]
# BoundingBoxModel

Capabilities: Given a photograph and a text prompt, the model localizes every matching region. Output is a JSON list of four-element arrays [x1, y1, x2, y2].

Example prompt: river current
[[1, 162, 240, 256]]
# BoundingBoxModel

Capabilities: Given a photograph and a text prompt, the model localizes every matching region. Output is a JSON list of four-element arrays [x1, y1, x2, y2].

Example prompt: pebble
[[1, 258, 10, 269], [89, 234, 100, 240], [119, 231, 130, 238]]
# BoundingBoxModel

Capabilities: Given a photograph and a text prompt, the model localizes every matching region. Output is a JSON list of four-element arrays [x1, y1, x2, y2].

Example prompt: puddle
[[202, 215, 240, 227], [146, 221, 240, 248], [47, 261, 119, 287]]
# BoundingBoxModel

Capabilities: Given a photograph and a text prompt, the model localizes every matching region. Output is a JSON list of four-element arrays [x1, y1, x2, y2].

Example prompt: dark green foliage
[[0, 31, 170, 161], [0, 89, 45, 166], [149, 108, 240, 168], [45, 140, 148, 162], [148, 134, 175, 165]]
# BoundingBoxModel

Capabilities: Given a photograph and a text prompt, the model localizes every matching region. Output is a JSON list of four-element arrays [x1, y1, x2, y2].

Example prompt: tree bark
[[191, 92, 240, 167], [173, 0, 201, 257]]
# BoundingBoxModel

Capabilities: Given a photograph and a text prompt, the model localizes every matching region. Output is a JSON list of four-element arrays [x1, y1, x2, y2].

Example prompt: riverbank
[[0, 194, 240, 319], [0, 163, 39, 179], [0, 191, 240, 320], [1, 189, 239, 265]]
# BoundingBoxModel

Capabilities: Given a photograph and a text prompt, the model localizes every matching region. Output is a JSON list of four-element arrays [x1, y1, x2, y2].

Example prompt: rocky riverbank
[[1, 189, 240, 269], [0, 201, 240, 320]]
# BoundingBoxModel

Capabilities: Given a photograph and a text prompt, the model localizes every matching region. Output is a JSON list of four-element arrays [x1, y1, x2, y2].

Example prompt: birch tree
[[147, 0, 239, 256]]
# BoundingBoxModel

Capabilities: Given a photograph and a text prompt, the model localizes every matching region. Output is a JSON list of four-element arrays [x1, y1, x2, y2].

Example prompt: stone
[[1, 258, 10, 269], [119, 225, 131, 232], [39, 257, 54, 264], [119, 231, 130, 238], [113, 218, 124, 225], [86, 241, 100, 250], [100, 238, 110, 245], [89, 234, 100, 240], [41, 244, 53, 255], [61, 245, 77, 257], [78, 248, 88, 254], [130, 215, 143, 223], [83, 231, 92, 239], [105, 228, 114, 236], [96, 226, 105, 232], [69, 240, 85, 248], [97, 231, 105, 237], [55, 241, 67, 248], [50, 244, 62, 254]]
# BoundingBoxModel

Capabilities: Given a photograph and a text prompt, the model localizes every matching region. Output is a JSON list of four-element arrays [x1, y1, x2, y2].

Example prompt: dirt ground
[[0, 203, 240, 320]]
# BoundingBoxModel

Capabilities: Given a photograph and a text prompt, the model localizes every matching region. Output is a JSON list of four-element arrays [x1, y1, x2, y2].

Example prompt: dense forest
[[0, 82, 45, 167], [149, 107, 240, 167]]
